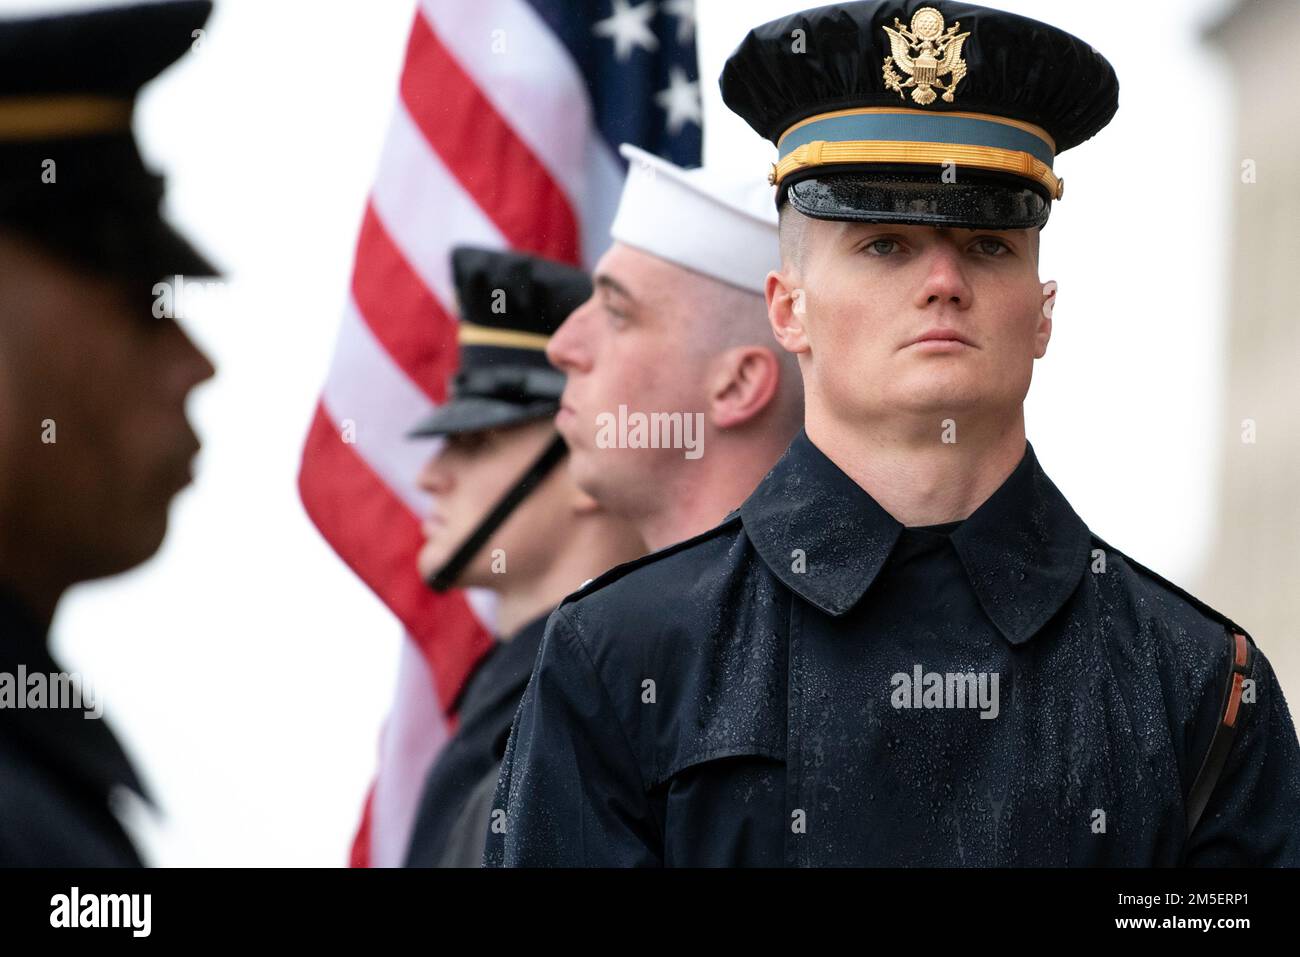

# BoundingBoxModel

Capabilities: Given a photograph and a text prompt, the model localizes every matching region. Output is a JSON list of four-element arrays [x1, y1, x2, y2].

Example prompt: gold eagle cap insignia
[[882, 6, 971, 106]]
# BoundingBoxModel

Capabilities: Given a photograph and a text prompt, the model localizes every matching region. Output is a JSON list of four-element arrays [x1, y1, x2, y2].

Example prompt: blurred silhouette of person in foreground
[[0, 0, 218, 866]]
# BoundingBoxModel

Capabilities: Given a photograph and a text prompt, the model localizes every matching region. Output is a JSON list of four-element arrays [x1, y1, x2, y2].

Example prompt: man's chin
[[555, 417, 584, 457], [885, 376, 987, 415], [416, 544, 448, 584], [81, 516, 169, 582], [564, 446, 603, 495]]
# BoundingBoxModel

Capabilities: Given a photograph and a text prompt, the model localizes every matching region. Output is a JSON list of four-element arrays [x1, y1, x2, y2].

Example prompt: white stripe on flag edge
[[581, 136, 623, 269], [321, 297, 440, 517], [370, 639, 450, 868], [371, 100, 506, 306]]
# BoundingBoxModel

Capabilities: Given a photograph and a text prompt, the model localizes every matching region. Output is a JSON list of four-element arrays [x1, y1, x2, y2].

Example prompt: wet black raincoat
[[406, 614, 546, 867], [484, 431, 1300, 866], [0, 585, 146, 866]]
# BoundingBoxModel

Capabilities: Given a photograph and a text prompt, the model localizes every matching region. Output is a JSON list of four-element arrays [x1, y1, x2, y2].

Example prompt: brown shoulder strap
[[1185, 629, 1253, 837]]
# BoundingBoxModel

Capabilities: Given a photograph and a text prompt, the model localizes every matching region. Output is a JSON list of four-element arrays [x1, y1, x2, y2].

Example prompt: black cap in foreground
[[720, 1, 1119, 229], [0, 0, 218, 281]]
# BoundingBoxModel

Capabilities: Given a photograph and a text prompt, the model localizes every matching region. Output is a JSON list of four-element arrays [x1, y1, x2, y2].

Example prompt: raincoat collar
[[449, 611, 549, 722], [0, 581, 150, 802], [739, 429, 1092, 644]]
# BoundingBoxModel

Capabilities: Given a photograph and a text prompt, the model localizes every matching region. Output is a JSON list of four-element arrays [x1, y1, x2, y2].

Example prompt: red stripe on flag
[[350, 202, 459, 403], [401, 11, 580, 264], [298, 401, 492, 709], [349, 783, 374, 868]]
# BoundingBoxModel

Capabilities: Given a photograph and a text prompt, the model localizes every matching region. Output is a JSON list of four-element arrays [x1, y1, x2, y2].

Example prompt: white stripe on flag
[[321, 298, 439, 517], [370, 639, 451, 868], [580, 136, 624, 268], [416, 0, 623, 270], [418, 0, 591, 206], [371, 101, 505, 308]]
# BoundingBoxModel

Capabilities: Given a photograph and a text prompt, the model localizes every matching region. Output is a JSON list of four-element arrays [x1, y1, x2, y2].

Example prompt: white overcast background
[[1, 0, 1238, 864]]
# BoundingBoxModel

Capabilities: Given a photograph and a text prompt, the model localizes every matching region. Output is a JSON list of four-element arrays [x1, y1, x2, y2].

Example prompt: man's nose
[[162, 318, 216, 397], [417, 450, 453, 496], [914, 244, 973, 309], [546, 298, 594, 373]]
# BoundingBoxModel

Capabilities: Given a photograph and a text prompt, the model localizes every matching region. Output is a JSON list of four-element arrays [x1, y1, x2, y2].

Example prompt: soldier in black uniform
[[0, 1, 217, 866], [403, 248, 642, 867], [485, 1, 1300, 866]]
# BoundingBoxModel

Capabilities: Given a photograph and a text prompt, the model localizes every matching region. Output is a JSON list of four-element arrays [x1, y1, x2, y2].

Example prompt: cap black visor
[[782, 165, 1052, 231]]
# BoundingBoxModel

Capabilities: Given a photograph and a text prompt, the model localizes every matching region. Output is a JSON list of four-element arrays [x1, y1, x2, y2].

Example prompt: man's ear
[[708, 345, 780, 430], [1035, 279, 1056, 359], [766, 269, 810, 355]]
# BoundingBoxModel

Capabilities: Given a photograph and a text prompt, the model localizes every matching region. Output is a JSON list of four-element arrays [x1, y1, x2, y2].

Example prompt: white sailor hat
[[610, 143, 779, 295]]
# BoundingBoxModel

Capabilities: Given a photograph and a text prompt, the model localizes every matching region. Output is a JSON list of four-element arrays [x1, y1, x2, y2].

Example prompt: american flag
[[298, 0, 702, 867]]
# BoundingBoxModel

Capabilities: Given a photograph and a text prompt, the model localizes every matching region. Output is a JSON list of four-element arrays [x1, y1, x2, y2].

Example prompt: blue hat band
[[777, 107, 1056, 168], [771, 108, 1062, 201]]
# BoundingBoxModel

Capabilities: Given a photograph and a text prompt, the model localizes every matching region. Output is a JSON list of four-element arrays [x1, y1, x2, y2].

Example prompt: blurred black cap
[[408, 247, 591, 438], [0, 0, 218, 281]]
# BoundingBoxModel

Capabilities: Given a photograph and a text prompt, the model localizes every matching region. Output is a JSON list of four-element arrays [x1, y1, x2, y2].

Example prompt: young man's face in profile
[[415, 418, 569, 588], [545, 242, 716, 519], [0, 233, 214, 582]]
